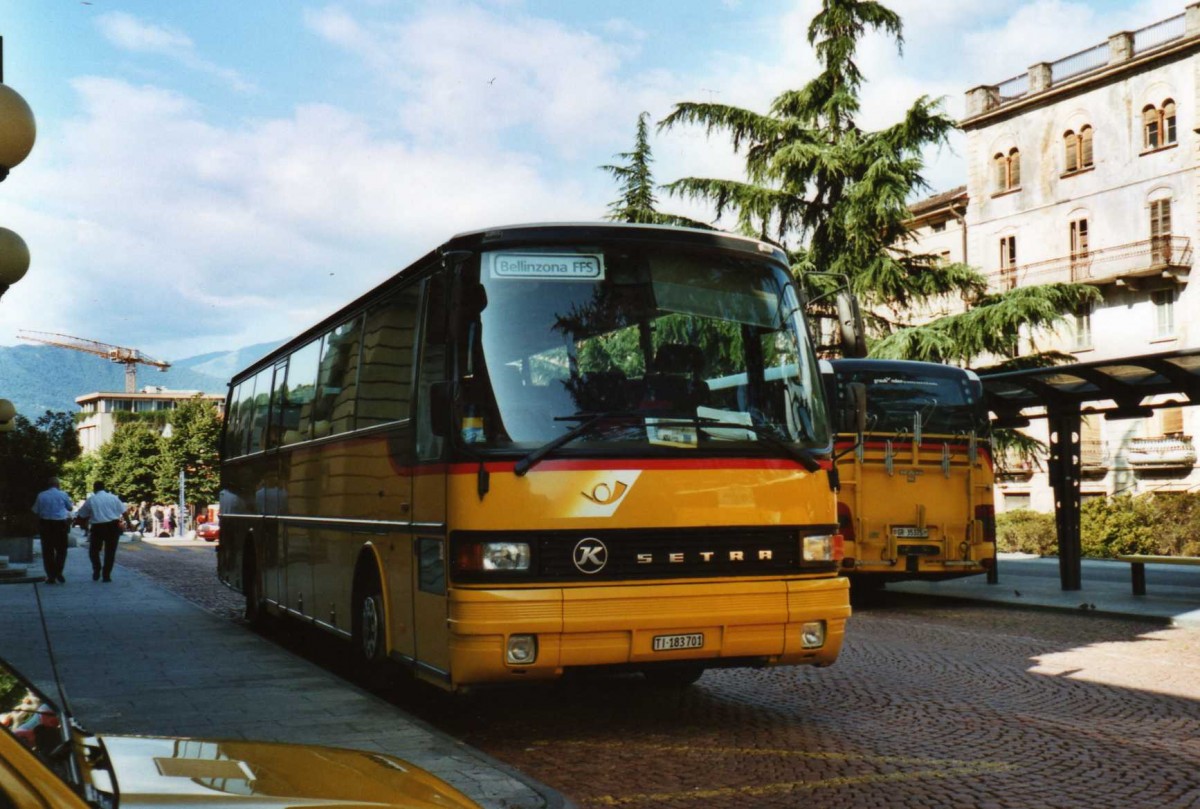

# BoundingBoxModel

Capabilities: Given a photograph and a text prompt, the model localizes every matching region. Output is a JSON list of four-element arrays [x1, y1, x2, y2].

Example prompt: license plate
[[652, 633, 704, 652], [893, 526, 929, 538]]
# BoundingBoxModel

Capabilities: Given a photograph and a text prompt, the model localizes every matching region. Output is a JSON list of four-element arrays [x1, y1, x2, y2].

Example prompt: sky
[[0, 0, 1188, 361]]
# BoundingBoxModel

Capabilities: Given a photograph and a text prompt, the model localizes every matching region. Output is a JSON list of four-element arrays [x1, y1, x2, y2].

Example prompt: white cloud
[[96, 11, 256, 93]]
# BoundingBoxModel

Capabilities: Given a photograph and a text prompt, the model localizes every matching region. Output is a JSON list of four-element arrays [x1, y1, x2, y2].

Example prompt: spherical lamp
[[0, 84, 36, 182], [0, 399, 16, 433], [0, 227, 29, 299]]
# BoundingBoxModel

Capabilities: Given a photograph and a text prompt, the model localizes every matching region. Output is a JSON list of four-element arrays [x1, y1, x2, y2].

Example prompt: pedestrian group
[[31, 478, 128, 584]]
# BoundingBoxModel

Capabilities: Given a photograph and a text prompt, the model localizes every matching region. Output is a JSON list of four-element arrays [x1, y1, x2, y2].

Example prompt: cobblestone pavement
[[119, 543, 1200, 809]]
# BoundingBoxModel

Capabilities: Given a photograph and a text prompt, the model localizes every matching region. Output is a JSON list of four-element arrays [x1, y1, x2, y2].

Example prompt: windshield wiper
[[513, 412, 645, 476], [692, 415, 823, 473]]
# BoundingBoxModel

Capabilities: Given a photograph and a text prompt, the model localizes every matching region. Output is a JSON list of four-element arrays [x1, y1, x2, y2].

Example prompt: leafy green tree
[[96, 421, 162, 505], [0, 415, 56, 536], [154, 396, 221, 509], [60, 452, 100, 501], [658, 0, 1098, 363], [35, 411, 81, 468]]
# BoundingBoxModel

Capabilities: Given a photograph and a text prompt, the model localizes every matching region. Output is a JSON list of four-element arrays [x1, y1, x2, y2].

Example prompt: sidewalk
[[0, 548, 567, 809], [887, 553, 1200, 628]]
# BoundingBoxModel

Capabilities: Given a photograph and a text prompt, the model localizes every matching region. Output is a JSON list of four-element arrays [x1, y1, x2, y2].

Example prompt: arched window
[[1143, 101, 1178, 150], [1065, 126, 1094, 173], [1143, 104, 1160, 149], [1080, 125, 1093, 167], [994, 148, 1021, 192]]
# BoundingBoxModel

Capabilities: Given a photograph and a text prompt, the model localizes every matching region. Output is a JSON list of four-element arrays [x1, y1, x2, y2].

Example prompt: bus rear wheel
[[352, 574, 389, 685], [642, 663, 705, 687]]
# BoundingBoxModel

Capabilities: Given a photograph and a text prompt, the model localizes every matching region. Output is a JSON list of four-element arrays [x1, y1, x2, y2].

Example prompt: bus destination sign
[[488, 252, 605, 280]]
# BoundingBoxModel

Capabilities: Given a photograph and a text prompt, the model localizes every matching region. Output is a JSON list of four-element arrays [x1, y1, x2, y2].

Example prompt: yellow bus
[[217, 223, 851, 690], [823, 359, 996, 587]]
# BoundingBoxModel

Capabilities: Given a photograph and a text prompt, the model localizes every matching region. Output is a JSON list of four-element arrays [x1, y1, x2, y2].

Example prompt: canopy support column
[[1048, 407, 1082, 591]]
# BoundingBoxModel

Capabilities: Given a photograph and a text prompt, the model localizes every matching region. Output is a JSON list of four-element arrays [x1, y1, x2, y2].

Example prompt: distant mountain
[[0, 340, 283, 417]]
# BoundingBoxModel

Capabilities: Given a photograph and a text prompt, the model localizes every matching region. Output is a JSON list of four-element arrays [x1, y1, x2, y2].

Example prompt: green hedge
[[997, 493, 1200, 558]]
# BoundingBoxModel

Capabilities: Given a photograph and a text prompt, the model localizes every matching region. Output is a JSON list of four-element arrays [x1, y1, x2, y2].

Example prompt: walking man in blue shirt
[[31, 477, 73, 584], [76, 481, 126, 583]]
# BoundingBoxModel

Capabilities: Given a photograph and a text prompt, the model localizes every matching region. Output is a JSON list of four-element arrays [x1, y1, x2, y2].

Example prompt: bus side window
[[246, 366, 275, 454], [312, 316, 364, 437], [281, 338, 322, 445], [357, 285, 421, 428], [223, 383, 243, 458], [417, 275, 448, 461]]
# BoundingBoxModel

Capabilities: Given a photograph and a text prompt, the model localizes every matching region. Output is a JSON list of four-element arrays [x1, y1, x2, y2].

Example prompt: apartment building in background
[[909, 4, 1200, 512], [76, 387, 225, 454]]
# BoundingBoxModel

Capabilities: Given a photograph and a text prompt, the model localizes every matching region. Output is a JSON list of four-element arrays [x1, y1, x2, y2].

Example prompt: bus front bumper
[[446, 576, 850, 685]]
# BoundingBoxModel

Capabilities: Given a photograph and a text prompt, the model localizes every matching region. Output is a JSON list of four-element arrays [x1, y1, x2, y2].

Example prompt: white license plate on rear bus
[[893, 526, 929, 538], [652, 633, 704, 652]]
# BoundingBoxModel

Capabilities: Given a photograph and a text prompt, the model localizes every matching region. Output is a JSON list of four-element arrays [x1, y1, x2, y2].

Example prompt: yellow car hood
[[98, 735, 480, 808]]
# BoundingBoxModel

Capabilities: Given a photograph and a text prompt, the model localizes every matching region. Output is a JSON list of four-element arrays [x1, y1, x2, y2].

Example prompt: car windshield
[[0, 654, 68, 774], [833, 366, 988, 436], [460, 241, 829, 453]]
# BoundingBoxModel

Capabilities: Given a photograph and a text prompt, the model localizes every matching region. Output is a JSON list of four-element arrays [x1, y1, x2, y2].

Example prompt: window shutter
[[1161, 407, 1184, 436], [1064, 132, 1077, 172], [1009, 150, 1021, 186], [1081, 126, 1093, 167]]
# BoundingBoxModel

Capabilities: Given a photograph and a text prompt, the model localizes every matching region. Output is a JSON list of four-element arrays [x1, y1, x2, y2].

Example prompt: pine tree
[[601, 112, 709, 228], [658, 0, 1098, 364]]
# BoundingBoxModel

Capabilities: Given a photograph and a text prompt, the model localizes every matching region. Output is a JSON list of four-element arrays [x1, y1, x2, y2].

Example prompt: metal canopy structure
[[978, 348, 1200, 591]]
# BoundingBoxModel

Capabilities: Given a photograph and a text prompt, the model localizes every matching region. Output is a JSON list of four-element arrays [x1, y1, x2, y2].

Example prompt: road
[[118, 541, 1200, 809]]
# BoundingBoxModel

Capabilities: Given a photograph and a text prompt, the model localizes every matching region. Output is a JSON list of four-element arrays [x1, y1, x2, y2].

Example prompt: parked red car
[[196, 520, 220, 542]]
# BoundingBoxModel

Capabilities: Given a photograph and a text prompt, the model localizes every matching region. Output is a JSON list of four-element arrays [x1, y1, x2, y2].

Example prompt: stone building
[[911, 5, 1200, 511], [75, 387, 224, 454]]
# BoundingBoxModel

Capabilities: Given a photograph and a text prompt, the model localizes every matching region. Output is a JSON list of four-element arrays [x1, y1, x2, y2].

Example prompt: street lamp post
[[0, 34, 37, 301]]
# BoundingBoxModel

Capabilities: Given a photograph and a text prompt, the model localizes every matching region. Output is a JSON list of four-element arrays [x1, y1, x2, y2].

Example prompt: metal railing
[[989, 236, 1192, 291], [1051, 42, 1109, 85], [996, 73, 1029, 103], [1133, 13, 1186, 55]]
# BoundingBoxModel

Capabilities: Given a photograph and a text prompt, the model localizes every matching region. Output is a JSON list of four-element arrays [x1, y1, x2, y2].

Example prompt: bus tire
[[352, 570, 389, 684], [642, 663, 705, 688]]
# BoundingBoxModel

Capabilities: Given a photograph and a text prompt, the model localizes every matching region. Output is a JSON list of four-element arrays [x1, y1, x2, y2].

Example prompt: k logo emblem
[[573, 537, 608, 574]]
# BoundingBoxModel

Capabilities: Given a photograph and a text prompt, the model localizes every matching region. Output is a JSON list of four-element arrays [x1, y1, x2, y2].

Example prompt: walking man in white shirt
[[31, 477, 73, 584], [76, 481, 126, 583]]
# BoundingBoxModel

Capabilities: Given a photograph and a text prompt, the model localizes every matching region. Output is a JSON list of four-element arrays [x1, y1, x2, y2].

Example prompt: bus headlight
[[803, 534, 834, 561], [801, 621, 826, 649], [506, 634, 538, 664], [481, 542, 530, 571], [457, 541, 531, 572]]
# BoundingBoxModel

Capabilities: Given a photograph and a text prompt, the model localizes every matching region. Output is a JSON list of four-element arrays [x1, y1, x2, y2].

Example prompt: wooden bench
[[1116, 554, 1200, 595]]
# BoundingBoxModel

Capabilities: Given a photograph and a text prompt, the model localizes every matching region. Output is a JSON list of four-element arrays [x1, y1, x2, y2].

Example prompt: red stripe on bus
[[441, 457, 831, 474]]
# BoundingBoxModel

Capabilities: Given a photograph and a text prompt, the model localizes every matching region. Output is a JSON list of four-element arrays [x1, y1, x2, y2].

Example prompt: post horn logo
[[581, 480, 629, 506]]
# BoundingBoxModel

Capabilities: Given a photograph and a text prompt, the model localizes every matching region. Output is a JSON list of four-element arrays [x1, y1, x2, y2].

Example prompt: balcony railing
[[991, 236, 1192, 291], [1127, 436, 1197, 469]]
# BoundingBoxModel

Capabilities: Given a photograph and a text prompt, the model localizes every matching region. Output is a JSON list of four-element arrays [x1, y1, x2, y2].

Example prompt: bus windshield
[[463, 242, 829, 452], [833, 365, 988, 436]]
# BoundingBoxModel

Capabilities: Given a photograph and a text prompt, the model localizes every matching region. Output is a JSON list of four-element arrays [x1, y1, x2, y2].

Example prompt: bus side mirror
[[429, 382, 452, 438], [847, 382, 868, 440], [836, 291, 868, 359]]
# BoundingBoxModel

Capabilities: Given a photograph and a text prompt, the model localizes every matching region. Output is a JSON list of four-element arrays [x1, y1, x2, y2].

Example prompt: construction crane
[[17, 330, 170, 393]]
